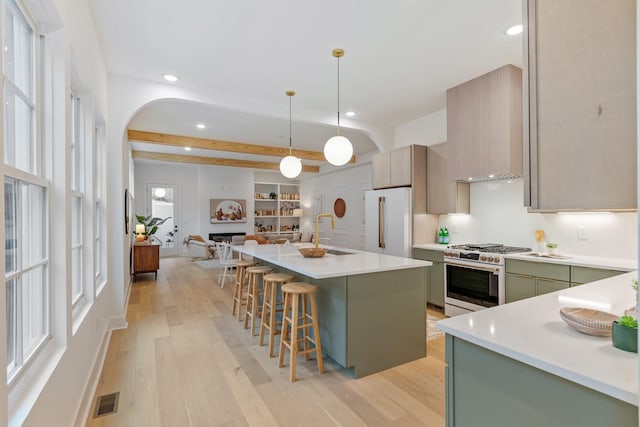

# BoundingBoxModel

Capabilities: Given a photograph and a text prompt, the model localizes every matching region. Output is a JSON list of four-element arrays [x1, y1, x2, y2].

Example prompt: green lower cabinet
[[571, 266, 626, 286], [506, 273, 569, 302], [536, 277, 570, 295], [445, 336, 637, 427], [427, 262, 445, 307], [505, 273, 535, 303]]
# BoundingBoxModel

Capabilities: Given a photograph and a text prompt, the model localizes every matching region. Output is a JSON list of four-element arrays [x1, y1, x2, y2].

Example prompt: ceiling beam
[[131, 150, 320, 173], [128, 129, 356, 163]]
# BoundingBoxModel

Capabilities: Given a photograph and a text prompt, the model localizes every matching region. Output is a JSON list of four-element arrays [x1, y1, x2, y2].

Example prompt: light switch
[[577, 225, 588, 240]]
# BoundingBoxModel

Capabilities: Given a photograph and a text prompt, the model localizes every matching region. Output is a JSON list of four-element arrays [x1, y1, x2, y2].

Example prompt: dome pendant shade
[[324, 135, 353, 166], [279, 155, 302, 178]]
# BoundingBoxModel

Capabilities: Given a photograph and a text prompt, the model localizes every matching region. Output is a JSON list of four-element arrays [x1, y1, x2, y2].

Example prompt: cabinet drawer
[[571, 266, 625, 285], [505, 273, 535, 303], [506, 259, 570, 282], [413, 248, 444, 263]]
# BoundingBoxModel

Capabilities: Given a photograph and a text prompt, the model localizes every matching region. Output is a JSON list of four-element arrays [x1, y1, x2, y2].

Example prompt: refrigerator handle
[[378, 196, 386, 248]]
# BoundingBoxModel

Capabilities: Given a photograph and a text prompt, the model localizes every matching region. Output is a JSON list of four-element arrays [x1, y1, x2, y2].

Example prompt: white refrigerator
[[365, 187, 412, 257]]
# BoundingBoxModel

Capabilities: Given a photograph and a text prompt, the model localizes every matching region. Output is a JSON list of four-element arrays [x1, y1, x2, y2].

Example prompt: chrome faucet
[[315, 213, 335, 248]]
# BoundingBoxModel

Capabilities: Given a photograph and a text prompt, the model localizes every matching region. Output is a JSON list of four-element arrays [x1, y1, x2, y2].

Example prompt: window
[[94, 123, 106, 289], [3, 0, 49, 382], [70, 89, 84, 303]]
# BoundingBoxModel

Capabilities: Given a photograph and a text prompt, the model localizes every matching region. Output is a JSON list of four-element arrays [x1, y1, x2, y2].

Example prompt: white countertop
[[505, 252, 637, 271], [233, 243, 431, 279], [438, 271, 639, 405]]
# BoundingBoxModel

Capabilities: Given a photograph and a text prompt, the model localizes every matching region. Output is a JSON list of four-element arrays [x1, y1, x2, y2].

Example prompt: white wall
[[437, 179, 637, 260], [134, 162, 260, 251], [394, 108, 446, 148], [300, 164, 372, 249]]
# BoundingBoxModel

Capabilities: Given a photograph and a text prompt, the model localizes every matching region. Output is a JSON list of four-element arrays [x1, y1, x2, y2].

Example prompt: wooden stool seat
[[231, 260, 257, 320], [244, 266, 273, 335], [279, 282, 324, 382], [259, 273, 295, 357]]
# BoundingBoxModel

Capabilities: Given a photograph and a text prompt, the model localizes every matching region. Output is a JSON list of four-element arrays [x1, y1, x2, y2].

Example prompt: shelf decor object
[[279, 90, 302, 178], [323, 48, 353, 166]]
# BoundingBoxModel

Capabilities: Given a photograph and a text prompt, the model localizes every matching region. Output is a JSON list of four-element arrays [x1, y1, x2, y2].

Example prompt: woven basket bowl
[[559, 307, 618, 337]]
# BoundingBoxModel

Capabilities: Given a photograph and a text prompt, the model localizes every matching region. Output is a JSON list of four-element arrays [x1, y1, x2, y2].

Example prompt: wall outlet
[[577, 225, 588, 240]]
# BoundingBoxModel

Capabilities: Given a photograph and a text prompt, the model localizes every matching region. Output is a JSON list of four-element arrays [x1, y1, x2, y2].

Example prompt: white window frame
[[94, 121, 106, 292], [3, 0, 51, 385], [69, 87, 84, 306]]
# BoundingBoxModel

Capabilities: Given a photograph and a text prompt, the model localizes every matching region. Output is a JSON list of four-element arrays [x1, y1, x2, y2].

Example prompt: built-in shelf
[[254, 182, 301, 234]]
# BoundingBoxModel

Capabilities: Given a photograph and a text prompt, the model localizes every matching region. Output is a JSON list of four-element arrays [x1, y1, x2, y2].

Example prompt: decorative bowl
[[559, 307, 618, 336], [298, 247, 328, 258]]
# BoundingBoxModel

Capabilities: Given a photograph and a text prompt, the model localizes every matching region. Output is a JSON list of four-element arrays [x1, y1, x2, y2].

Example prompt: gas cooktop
[[448, 244, 532, 254]]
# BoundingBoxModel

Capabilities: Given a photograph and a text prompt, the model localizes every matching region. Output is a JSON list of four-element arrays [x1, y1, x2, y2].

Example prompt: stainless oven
[[444, 257, 505, 317]]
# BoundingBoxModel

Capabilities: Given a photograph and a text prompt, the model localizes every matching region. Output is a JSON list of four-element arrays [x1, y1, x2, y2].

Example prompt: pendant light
[[324, 48, 353, 166], [279, 90, 302, 178]]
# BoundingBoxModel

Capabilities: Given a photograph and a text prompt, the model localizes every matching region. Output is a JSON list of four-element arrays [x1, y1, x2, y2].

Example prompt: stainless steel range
[[443, 244, 531, 317]]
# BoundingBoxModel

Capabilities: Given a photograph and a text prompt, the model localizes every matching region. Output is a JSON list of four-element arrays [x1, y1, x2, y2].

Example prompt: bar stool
[[231, 259, 257, 320], [259, 273, 295, 357], [244, 266, 273, 335], [278, 282, 324, 382]]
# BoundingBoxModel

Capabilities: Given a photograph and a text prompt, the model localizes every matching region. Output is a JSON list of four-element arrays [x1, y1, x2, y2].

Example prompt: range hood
[[446, 64, 523, 182]]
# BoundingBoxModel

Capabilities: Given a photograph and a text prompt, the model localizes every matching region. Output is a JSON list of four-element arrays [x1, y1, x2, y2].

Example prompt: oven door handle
[[444, 260, 502, 274]]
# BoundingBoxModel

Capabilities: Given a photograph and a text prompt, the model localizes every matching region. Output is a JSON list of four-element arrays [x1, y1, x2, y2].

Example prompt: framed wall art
[[210, 199, 247, 223]]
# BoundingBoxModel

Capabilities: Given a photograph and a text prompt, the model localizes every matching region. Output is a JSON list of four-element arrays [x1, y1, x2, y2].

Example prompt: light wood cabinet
[[427, 143, 470, 214], [524, 0, 636, 211], [371, 145, 425, 190], [133, 243, 160, 280], [447, 64, 523, 181]]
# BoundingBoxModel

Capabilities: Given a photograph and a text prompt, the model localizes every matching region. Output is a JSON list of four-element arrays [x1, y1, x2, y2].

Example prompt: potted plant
[[546, 242, 558, 254], [135, 215, 171, 243], [612, 315, 638, 353]]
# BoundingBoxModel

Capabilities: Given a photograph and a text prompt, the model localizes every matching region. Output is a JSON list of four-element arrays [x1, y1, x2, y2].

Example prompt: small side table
[[133, 243, 160, 280]]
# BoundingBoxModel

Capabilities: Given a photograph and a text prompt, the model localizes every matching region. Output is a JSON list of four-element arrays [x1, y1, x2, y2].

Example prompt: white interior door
[[147, 184, 179, 257]]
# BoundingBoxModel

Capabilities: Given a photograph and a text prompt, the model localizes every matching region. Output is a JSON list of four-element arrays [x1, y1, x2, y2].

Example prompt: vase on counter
[[612, 321, 638, 353]]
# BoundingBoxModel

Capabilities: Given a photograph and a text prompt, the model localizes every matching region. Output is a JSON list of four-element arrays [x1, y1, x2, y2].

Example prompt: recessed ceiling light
[[196, 123, 206, 129], [184, 147, 192, 151], [164, 74, 178, 82], [468, 177, 473, 181], [506, 24, 523, 36], [345, 111, 356, 117], [488, 174, 495, 178]]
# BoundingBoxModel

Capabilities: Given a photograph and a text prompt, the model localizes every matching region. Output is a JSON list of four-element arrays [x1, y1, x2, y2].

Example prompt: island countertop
[[437, 271, 639, 405], [233, 243, 431, 279]]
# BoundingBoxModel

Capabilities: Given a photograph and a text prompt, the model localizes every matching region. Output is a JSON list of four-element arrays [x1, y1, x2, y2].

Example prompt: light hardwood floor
[[85, 257, 447, 426]]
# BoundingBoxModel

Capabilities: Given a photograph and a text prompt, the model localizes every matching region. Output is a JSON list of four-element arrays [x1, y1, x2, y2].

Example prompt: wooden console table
[[133, 243, 160, 280]]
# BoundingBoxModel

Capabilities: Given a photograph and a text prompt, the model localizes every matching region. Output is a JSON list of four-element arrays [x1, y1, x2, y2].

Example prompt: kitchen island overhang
[[234, 244, 432, 378]]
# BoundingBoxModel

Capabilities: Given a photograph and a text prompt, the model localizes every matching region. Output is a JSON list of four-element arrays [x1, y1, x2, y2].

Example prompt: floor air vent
[[93, 391, 120, 418]]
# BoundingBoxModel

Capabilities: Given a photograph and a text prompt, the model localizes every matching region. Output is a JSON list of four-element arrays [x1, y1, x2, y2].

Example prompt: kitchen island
[[438, 271, 638, 427], [234, 243, 432, 378]]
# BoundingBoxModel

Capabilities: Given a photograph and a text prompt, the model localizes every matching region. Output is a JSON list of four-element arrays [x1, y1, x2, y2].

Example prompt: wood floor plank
[[85, 257, 447, 426]]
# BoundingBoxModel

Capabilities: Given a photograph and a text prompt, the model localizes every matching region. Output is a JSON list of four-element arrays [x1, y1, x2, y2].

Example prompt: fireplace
[[208, 232, 246, 242]]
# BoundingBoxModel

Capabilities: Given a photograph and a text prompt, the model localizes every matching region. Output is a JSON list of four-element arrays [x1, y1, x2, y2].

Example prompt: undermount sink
[[326, 249, 353, 255]]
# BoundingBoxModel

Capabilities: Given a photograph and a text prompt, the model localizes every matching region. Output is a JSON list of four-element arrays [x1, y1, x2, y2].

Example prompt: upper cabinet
[[524, 0, 636, 211], [447, 64, 523, 182], [372, 145, 426, 190], [427, 143, 470, 214]]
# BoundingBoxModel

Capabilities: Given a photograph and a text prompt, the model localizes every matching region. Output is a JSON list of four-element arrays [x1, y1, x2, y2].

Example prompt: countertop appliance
[[365, 188, 412, 258], [444, 243, 531, 316]]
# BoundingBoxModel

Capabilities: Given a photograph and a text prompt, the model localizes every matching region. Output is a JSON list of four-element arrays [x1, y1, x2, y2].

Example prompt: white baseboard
[[73, 313, 127, 427]]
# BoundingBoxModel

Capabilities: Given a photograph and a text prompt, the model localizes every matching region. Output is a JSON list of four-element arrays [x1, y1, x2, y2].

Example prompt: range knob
[[493, 256, 500, 263], [480, 255, 487, 261]]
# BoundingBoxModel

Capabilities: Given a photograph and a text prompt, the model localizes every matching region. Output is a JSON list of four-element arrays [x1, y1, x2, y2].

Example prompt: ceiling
[[89, 0, 523, 173]]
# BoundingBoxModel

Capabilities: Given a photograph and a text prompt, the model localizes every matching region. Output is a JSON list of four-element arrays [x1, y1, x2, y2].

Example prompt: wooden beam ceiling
[[128, 129, 356, 163], [131, 150, 320, 173]]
